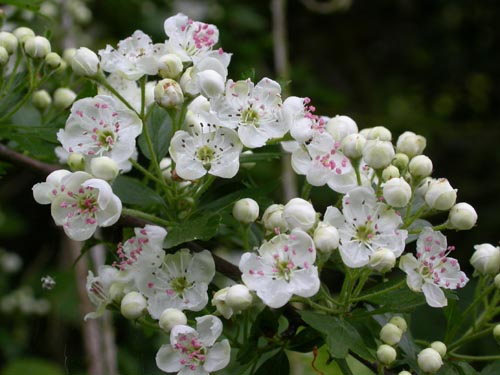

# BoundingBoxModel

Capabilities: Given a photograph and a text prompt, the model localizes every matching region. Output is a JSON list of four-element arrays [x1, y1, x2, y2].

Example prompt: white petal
[[204, 340, 231, 372], [196, 315, 222, 347], [422, 282, 447, 308], [156, 344, 183, 373]]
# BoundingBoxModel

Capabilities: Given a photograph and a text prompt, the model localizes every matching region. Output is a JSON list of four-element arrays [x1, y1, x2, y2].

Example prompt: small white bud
[[0, 31, 18, 54], [396, 131, 427, 157], [398, 371, 412, 375], [45, 52, 62, 69], [158, 53, 184, 79], [363, 139, 395, 170], [341, 133, 366, 160], [53, 87, 77, 109], [62, 48, 77, 64], [325, 115, 358, 141], [32, 90, 52, 110], [392, 152, 409, 171], [120, 291, 147, 320], [67, 152, 86, 171], [233, 198, 259, 224], [0, 46, 8, 66], [240, 150, 256, 169], [13, 27, 35, 43], [198, 69, 225, 98], [212, 287, 232, 319], [448, 202, 477, 230], [383, 177, 412, 207], [495, 274, 500, 289], [90, 156, 119, 180], [159, 308, 187, 332], [369, 248, 396, 273], [409, 155, 433, 178], [313, 222, 339, 253], [424, 178, 457, 211], [377, 344, 397, 365], [430, 341, 447, 358], [283, 198, 316, 231], [262, 204, 288, 233], [24, 36, 51, 59], [493, 324, 500, 345], [71, 47, 100, 76], [360, 126, 392, 141], [159, 157, 173, 182], [179, 67, 198, 96], [417, 348, 443, 373], [470, 243, 500, 275], [389, 316, 408, 333], [226, 284, 253, 311], [382, 165, 400, 181], [380, 323, 403, 346], [155, 78, 184, 109], [414, 177, 433, 197]]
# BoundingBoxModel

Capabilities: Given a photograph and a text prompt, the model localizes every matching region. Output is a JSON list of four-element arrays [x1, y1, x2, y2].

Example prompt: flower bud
[[159, 157, 173, 182], [389, 316, 408, 333], [380, 323, 403, 346], [62, 48, 77, 64], [180, 67, 197, 96], [198, 69, 225, 98], [283, 198, 316, 231], [430, 341, 447, 358], [363, 139, 395, 170], [313, 222, 339, 253], [262, 204, 288, 233], [341, 133, 366, 160], [0, 46, 8, 66], [447, 202, 477, 230], [377, 344, 397, 365], [13, 27, 35, 44], [158, 53, 184, 79], [233, 198, 259, 224], [495, 274, 500, 289], [383, 177, 412, 207], [414, 177, 433, 197], [369, 248, 396, 273], [382, 165, 400, 181], [212, 287, 232, 318], [24, 36, 51, 58], [71, 47, 100, 76], [155, 78, 184, 109], [493, 324, 500, 345], [0, 31, 18, 54], [109, 283, 125, 301], [417, 348, 443, 373], [398, 371, 412, 375], [241, 150, 256, 169], [409, 155, 433, 179], [159, 308, 187, 332], [424, 178, 457, 211], [53, 87, 77, 109], [90, 156, 119, 180], [325, 115, 358, 141], [470, 243, 500, 275], [67, 153, 86, 171], [32, 90, 52, 110], [396, 131, 426, 158], [360, 126, 392, 141], [226, 284, 253, 311], [45, 52, 62, 69], [392, 152, 409, 171], [120, 291, 147, 320]]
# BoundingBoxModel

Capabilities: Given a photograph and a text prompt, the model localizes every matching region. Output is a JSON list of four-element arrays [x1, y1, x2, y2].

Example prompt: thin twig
[[0, 143, 59, 175]]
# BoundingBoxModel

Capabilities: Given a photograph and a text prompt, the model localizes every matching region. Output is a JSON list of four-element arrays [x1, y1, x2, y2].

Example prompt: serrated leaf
[[112, 175, 167, 209], [163, 214, 221, 249], [254, 350, 289, 375], [138, 105, 172, 160]]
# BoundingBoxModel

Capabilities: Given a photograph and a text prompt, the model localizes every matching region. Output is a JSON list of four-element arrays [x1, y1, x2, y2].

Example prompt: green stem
[[351, 279, 406, 302], [129, 158, 166, 186], [351, 158, 362, 186], [448, 326, 493, 352], [1, 50, 23, 96], [121, 208, 169, 227], [351, 268, 371, 299], [448, 352, 500, 362], [0, 87, 34, 122], [93, 74, 137, 114], [301, 181, 312, 200], [402, 205, 427, 229], [192, 174, 215, 200]]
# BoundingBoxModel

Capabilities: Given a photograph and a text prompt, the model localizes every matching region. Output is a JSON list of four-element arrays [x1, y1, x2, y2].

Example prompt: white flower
[[399, 228, 469, 308], [282, 96, 324, 143], [99, 30, 164, 80], [71, 47, 100, 76], [181, 51, 231, 97], [325, 186, 407, 268], [57, 95, 142, 172], [424, 178, 457, 211], [32, 169, 72, 204], [49, 171, 122, 241], [470, 243, 500, 275], [156, 315, 230, 375], [211, 78, 288, 148], [239, 229, 320, 308], [283, 198, 317, 231], [169, 123, 242, 180], [137, 249, 215, 319]]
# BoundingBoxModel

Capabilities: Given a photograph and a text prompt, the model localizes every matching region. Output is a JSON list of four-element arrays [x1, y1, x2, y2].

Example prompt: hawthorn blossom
[[32, 169, 72, 204], [57, 95, 142, 172], [325, 186, 408, 268], [156, 315, 230, 375], [399, 228, 469, 307], [137, 249, 215, 319], [239, 228, 320, 308], [99, 30, 164, 80], [49, 171, 122, 241], [169, 122, 242, 180], [210, 78, 288, 148], [282, 96, 325, 143]]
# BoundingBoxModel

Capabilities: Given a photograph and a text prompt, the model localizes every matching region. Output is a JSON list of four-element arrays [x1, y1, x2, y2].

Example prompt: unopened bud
[[398, 371, 412, 375], [24, 36, 51, 58], [198, 69, 225, 98], [392, 152, 409, 171], [363, 139, 395, 170], [72, 47, 100, 76], [341, 133, 366, 160], [409, 155, 433, 179], [424, 178, 457, 211], [262, 204, 288, 233], [226, 284, 253, 311], [360, 126, 392, 141], [396, 131, 426, 158], [494, 274, 500, 289], [380, 323, 403, 346], [493, 324, 500, 345], [325, 115, 358, 141], [0, 46, 8, 66], [159, 308, 187, 332], [383, 177, 412, 207], [470, 243, 500, 275], [382, 165, 400, 181], [90, 156, 119, 180], [45, 52, 62, 69], [62, 48, 77, 64], [53, 87, 77, 109], [369, 248, 396, 273], [158, 53, 183, 79], [233, 198, 259, 224], [313, 222, 340, 253], [67, 153, 86, 171], [13, 27, 34, 44], [120, 291, 147, 320], [389, 316, 408, 333], [417, 348, 443, 373], [109, 283, 125, 301], [283, 198, 316, 231], [155, 78, 184, 109], [377, 344, 397, 365], [179, 67, 197, 96], [430, 341, 447, 358], [212, 287, 232, 319], [0, 31, 18, 54], [159, 157, 173, 182], [448, 202, 477, 230], [32, 90, 52, 110]]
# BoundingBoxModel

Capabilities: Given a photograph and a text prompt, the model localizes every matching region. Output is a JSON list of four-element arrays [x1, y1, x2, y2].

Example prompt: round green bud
[[90, 156, 119, 181], [369, 248, 396, 273], [341, 133, 366, 160], [53, 87, 77, 109], [396, 131, 427, 158], [0, 46, 9, 66], [493, 324, 500, 345], [71, 47, 100, 76], [120, 291, 147, 320], [13, 27, 35, 44], [233, 198, 259, 224], [0, 31, 18, 54], [67, 153, 86, 171], [158, 53, 183, 79], [159, 308, 187, 333], [383, 177, 412, 207], [417, 348, 443, 374], [389, 316, 408, 333], [382, 165, 400, 181], [494, 274, 500, 289], [424, 178, 457, 211], [226, 284, 253, 311], [45, 52, 62, 69], [392, 152, 410, 171], [360, 126, 392, 141], [448, 202, 477, 230], [409, 155, 433, 179], [377, 344, 397, 365], [32, 90, 52, 110], [380, 322, 403, 346], [363, 139, 395, 170], [430, 341, 447, 358], [24, 36, 51, 59]]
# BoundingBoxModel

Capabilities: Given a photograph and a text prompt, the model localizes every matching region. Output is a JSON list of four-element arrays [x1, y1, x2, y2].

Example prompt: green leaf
[[454, 362, 479, 375], [255, 350, 290, 375], [112, 175, 167, 209], [480, 360, 500, 375], [163, 214, 221, 249], [138, 105, 172, 160], [0, 358, 65, 375], [287, 327, 324, 353]]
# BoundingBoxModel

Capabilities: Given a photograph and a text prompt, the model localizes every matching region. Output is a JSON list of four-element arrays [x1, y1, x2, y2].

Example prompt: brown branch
[[0, 143, 59, 175]]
